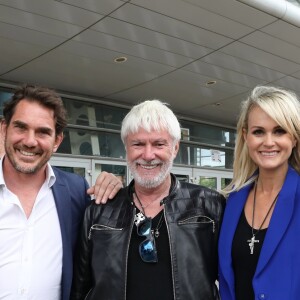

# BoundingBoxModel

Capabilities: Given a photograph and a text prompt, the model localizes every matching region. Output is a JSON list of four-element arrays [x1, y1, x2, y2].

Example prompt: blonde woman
[[218, 86, 300, 300]]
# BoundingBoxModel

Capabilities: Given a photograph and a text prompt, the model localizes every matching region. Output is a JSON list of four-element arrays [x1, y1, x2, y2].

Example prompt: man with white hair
[[71, 100, 226, 300]]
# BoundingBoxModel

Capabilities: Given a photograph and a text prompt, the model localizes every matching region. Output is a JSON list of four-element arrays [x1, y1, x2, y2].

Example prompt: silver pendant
[[134, 212, 145, 226], [154, 229, 159, 238], [247, 235, 259, 254]]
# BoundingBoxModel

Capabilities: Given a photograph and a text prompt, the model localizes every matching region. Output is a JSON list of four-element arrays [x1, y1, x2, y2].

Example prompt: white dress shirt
[[0, 160, 62, 300]]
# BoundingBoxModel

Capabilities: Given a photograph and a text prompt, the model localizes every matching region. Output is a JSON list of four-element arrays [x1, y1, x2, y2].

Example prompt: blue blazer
[[52, 167, 90, 300], [218, 166, 300, 300]]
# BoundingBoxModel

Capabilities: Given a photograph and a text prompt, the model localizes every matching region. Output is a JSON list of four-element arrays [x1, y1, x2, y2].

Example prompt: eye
[[14, 123, 26, 130], [154, 141, 166, 148], [252, 129, 264, 136], [132, 142, 143, 147], [37, 128, 52, 137], [274, 128, 286, 135]]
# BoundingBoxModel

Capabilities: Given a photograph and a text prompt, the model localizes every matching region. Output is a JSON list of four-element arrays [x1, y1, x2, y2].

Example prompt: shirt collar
[[0, 155, 56, 188]]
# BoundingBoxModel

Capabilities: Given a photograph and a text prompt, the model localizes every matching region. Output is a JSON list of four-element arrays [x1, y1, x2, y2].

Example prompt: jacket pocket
[[178, 215, 215, 233], [88, 224, 123, 240]]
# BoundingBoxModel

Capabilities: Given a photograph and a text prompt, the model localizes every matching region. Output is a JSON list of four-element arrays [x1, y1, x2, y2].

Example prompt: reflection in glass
[[94, 163, 127, 186], [199, 176, 217, 190]]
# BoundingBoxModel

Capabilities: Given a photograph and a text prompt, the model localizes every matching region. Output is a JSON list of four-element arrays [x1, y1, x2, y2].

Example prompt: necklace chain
[[247, 179, 279, 254], [134, 192, 165, 238]]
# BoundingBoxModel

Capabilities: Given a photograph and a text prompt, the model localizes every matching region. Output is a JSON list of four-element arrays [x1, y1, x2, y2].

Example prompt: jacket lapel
[[255, 166, 297, 276], [51, 169, 73, 300], [219, 184, 252, 297]]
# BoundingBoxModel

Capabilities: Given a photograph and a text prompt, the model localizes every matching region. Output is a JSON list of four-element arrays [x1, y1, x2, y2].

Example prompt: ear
[[53, 132, 64, 153], [173, 141, 180, 158], [1, 120, 7, 138]]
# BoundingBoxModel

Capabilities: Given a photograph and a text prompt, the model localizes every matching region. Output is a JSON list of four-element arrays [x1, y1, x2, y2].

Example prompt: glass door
[[92, 159, 127, 186], [193, 168, 232, 191], [171, 166, 193, 183], [50, 156, 92, 186]]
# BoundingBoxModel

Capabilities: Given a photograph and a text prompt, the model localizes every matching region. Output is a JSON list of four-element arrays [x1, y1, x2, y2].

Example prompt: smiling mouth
[[138, 164, 159, 170], [260, 151, 278, 156], [18, 149, 40, 157]]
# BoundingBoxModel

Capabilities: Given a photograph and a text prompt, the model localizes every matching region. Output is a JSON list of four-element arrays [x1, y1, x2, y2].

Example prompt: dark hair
[[3, 84, 67, 135]]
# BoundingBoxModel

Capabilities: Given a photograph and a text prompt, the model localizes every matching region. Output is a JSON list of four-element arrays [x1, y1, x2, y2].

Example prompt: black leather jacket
[[71, 174, 226, 300]]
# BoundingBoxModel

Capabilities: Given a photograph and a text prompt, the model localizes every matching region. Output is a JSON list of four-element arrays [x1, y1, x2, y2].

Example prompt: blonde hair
[[121, 99, 181, 144], [223, 86, 300, 196]]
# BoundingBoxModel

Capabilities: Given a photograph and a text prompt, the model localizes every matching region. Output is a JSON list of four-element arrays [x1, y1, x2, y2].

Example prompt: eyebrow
[[12, 120, 54, 134]]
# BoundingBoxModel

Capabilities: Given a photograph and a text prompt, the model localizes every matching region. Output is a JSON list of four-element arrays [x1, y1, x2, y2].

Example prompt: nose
[[23, 131, 38, 147], [264, 133, 275, 146], [142, 144, 156, 161]]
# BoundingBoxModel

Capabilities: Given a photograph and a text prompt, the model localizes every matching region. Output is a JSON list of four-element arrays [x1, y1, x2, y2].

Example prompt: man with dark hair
[[0, 84, 122, 300]]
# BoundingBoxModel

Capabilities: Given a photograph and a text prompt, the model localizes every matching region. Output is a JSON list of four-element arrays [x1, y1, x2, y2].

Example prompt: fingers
[[89, 171, 123, 204]]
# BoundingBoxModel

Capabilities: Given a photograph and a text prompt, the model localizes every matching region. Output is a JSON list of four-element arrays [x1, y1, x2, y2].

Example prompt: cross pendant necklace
[[247, 179, 279, 255], [247, 235, 259, 255]]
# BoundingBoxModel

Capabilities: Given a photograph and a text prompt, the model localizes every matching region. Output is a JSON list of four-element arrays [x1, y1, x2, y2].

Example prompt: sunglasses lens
[[139, 239, 158, 263], [137, 218, 151, 236]]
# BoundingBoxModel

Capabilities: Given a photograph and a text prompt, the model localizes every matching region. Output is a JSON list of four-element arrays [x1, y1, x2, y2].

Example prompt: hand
[[87, 171, 123, 204]]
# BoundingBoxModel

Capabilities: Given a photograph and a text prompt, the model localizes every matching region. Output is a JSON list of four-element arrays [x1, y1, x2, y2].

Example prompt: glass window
[[94, 163, 127, 186], [175, 142, 234, 169], [199, 176, 217, 190], [62, 98, 128, 130], [57, 128, 126, 159], [0, 90, 12, 116], [180, 120, 236, 147]]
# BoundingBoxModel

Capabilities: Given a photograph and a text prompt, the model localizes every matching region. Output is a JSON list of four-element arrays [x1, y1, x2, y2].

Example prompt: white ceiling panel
[[272, 76, 300, 93], [2, 41, 176, 96], [128, 0, 255, 39], [110, 4, 233, 49], [110, 69, 248, 109], [186, 91, 251, 126], [201, 52, 286, 82], [241, 31, 300, 64], [0, 36, 50, 74], [0, 0, 102, 27], [61, 0, 126, 15], [92, 18, 213, 59], [1, 0, 300, 127], [182, 61, 265, 87], [0, 22, 65, 48], [176, 0, 277, 28], [0, 5, 84, 38], [73, 29, 195, 67], [261, 20, 300, 48], [293, 71, 300, 80], [221, 42, 300, 74]]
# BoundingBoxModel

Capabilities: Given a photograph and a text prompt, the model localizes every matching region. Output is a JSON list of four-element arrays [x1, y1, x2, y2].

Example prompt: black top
[[127, 209, 174, 300], [232, 210, 267, 300]]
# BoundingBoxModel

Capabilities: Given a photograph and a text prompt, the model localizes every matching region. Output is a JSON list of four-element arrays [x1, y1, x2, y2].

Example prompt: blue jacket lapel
[[255, 166, 297, 276], [51, 169, 73, 300], [219, 183, 252, 298]]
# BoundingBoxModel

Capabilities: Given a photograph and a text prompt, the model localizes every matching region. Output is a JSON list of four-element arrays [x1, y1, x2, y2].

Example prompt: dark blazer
[[218, 166, 300, 300], [52, 167, 90, 300]]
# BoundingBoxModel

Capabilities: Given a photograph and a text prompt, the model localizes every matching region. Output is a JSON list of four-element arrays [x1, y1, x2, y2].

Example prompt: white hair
[[121, 99, 181, 144]]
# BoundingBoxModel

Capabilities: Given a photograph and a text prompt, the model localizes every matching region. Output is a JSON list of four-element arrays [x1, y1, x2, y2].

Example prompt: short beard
[[128, 158, 173, 189]]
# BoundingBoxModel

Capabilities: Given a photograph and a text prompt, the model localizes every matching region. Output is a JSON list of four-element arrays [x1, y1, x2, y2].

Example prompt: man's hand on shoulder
[[87, 171, 123, 204]]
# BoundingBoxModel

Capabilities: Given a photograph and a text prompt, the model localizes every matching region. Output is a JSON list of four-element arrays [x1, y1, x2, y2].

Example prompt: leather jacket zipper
[[124, 206, 135, 300], [164, 208, 177, 300], [178, 215, 215, 233], [88, 224, 123, 240]]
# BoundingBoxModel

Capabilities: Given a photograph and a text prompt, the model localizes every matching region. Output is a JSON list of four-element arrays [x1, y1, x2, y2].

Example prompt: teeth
[[20, 150, 35, 156], [140, 164, 157, 169], [261, 151, 277, 156]]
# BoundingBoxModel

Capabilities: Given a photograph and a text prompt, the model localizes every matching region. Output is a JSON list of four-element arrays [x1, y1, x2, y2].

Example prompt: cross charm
[[134, 212, 145, 226], [247, 235, 259, 254]]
